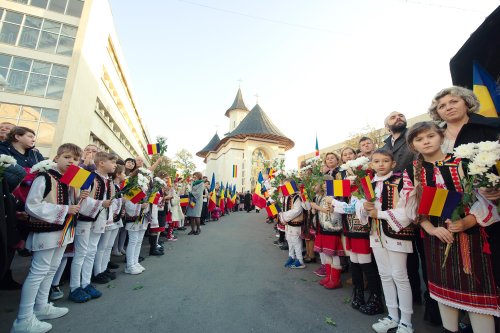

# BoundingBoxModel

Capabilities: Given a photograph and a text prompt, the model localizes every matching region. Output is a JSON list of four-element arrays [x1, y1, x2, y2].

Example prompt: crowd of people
[[261, 86, 499, 333], [0, 85, 499, 333]]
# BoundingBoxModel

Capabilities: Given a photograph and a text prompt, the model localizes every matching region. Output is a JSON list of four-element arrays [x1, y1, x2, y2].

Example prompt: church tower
[[225, 88, 249, 132]]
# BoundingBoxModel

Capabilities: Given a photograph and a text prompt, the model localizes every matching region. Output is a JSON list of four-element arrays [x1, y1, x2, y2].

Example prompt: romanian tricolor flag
[[315, 135, 319, 157], [60, 165, 95, 189], [360, 175, 375, 201], [180, 195, 189, 207], [148, 192, 161, 204], [418, 186, 463, 219], [219, 187, 225, 212], [124, 188, 146, 204], [300, 185, 309, 202], [253, 182, 267, 209], [267, 167, 275, 179], [281, 180, 298, 196], [208, 190, 217, 212], [265, 203, 281, 217], [325, 179, 351, 197], [232, 165, 237, 178], [189, 194, 196, 208], [473, 62, 500, 118], [147, 143, 161, 155]]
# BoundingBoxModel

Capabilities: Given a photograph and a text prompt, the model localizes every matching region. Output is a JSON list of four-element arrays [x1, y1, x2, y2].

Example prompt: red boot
[[324, 267, 342, 289], [319, 264, 331, 285]]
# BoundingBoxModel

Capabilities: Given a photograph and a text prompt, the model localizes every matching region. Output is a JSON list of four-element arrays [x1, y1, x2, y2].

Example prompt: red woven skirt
[[314, 234, 345, 257], [345, 237, 371, 255]]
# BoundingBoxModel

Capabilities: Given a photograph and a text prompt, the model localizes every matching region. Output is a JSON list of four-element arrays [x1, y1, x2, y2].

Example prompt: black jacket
[[452, 113, 500, 147], [382, 128, 415, 174]]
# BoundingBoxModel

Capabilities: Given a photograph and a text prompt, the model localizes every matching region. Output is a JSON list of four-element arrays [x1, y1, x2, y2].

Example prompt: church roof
[[224, 88, 248, 117], [196, 132, 221, 158], [219, 104, 294, 150]]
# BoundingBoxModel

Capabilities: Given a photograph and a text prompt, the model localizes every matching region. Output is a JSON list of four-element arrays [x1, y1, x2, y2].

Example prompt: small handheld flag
[[267, 167, 275, 179], [180, 195, 189, 207], [281, 180, 298, 196], [265, 203, 281, 217], [360, 176, 375, 201], [417, 186, 463, 219], [325, 179, 351, 197], [299, 185, 309, 202], [232, 165, 237, 178], [60, 165, 95, 189], [315, 135, 319, 157], [189, 193, 197, 208], [124, 188, 146, 204], [258, 171, 264, 184], [147, 143, 161, 155], [148, 192, 161, 204]]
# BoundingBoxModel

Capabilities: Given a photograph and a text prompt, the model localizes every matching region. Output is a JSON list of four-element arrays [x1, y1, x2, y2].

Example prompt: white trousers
[[126, 229, 146, 269], [373, 247, 413, 325], [94, 229, 118, 275], [349, 252, 372, 264], [51, 257, 68, 286], [70, 224, 101, 290], [285, 225, 303, 262], [17, 246, 66, 320]]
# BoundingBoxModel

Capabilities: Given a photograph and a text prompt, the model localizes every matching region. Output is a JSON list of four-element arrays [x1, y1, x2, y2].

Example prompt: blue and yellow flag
[[473, 62, 500, 118]]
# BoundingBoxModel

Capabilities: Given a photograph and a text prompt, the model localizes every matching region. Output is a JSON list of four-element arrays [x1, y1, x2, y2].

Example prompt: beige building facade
[[0, 0, 151, 159]]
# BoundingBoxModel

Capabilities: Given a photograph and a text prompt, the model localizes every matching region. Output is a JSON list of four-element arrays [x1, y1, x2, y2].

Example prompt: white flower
[[476, 141, 500, 153], [138, 167, 152, 177], [346, 176, 357, 181], [31, 160, 56, 173], [468, 162, 489, 175], [472, 151, 498, 168], [339, 163, 349, 171], [485, 173, 500, 186], [154, 177, 166, 187], [0, 154, 17, 168], [453, 143, 477, 159]]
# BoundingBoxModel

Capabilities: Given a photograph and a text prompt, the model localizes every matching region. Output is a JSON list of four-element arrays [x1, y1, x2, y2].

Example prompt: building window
[[7, 0, 84, 18], [0, 102, 59, 152], [0, 9, 78, 56], [0, 53, 68, 99]]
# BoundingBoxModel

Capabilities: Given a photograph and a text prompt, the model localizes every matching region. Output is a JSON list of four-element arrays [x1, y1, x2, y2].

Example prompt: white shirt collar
[[372, 171, 393, 182]]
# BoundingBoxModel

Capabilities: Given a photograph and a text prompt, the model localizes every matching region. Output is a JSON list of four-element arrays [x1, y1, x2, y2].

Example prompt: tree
[[344, 125, 387, 150], [173, 149, 196, 178]]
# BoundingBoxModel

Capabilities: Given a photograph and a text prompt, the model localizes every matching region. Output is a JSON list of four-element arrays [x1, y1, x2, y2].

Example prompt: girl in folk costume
[[405, 122, 499, 333], [11, 144, 88, 333], [124, 199, 149, 275], [280, 178, 309, 269], [92, 156, 122, 285], [69, 152, 117, 303], [310, 178, 345, 288], [354, 149, 415, 333], [169, 180, 183, 237], [332, 147, 384, 316]]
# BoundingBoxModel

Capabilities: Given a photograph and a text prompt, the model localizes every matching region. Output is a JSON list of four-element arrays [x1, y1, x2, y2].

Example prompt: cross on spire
[[254, 93, 260, 104], [237, 78, 243, 87]]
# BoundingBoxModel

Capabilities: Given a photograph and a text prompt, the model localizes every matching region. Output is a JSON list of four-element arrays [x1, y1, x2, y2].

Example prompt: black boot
[[423, 291, 442, 326], [149, 245, 164, 256], [359, 262, 384, 315], [350, 262, 365, 310], [442, 329, 458, 333]]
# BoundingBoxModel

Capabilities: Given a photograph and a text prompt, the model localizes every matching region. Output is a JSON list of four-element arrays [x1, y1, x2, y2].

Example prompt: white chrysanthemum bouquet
[[0, 154, 17, 179], [453, 141, 500, 189], [30, 160, 56, 174]]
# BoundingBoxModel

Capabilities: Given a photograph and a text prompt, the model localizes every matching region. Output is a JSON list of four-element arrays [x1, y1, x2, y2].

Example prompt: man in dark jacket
[[382, 112, 414, 174]]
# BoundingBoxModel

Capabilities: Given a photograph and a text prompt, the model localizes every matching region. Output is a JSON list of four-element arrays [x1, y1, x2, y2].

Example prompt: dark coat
[[0, 142, 44, 168], [382, 128, 415, 174], [451, 113, 500, 147], [0, 178, 18, 279]]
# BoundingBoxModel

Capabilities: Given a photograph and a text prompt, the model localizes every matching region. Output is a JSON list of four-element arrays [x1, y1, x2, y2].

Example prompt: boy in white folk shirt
[[69, 152, 116, 303], [11, 143, 88, 333]]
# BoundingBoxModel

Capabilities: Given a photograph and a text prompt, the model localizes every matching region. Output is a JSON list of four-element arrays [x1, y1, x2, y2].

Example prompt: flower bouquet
[[0, 154, 17, 180], [339, 156, 375, 201]]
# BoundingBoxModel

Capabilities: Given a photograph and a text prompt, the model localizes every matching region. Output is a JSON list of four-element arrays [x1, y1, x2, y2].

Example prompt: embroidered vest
[[369, 175, 415, 240], [314, 195, 342, 235], [78, 173, 111, 222], [285, 194, 304, 227]]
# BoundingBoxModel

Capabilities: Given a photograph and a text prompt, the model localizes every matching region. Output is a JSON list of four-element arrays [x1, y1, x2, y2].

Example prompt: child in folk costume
[[354, 149, 415, 333], [11, 144, 87, 333], [404, 122, 499, 333], [169, 180, 183, 238], [310, 178, 345, 288], [331, 147, 384, 316], [69, 152, 116, 303], [92, 155, 121, 284], [280, 179, 309, 269]]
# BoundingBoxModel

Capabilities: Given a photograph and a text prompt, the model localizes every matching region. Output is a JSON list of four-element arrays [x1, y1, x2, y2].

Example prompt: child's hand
[[445, 218, 466, 233], [363, 201, 375, 211], [102, 200, 112, 208], [68, 205, 80, 215], [368, 209, 378, 218], [430, 226, 454, 244], [80, 190, 90, 200]]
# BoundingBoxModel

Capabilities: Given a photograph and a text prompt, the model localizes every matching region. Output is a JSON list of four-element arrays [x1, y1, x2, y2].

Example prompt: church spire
[[225, 87, 248, 118]]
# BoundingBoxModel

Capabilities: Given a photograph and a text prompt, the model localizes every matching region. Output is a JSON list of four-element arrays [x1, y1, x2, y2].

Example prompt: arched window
[[250, 148, 268, 189]]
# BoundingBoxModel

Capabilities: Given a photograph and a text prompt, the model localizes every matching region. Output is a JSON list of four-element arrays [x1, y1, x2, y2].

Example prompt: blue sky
[[108, 0, 498, 170]]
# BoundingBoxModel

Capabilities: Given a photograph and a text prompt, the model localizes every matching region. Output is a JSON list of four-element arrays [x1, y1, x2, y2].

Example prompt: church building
[[196, 88, 294, 192]]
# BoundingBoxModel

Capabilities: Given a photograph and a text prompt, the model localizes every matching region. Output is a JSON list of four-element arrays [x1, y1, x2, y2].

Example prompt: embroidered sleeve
[[399, 170, 418, 222], [79, 196, 103, 218], [470, 190, 500, 227], [332, 198, 357, 215], [25, 176, 69, 225]]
